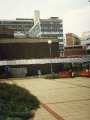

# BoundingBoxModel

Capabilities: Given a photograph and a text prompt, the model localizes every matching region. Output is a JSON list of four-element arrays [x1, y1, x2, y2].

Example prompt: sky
[[0, 0, 90, 36]]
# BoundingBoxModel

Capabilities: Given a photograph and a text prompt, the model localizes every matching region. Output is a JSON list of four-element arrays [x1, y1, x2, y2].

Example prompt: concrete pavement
[[3, 77, 90, 120]]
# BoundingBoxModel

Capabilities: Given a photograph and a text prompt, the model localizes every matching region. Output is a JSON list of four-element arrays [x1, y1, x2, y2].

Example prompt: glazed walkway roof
[[0, 56, 90, 66]]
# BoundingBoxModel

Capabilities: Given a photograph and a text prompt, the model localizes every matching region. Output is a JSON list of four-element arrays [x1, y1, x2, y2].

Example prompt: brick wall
[[64, 46, 86, 57], [66, 33, 81, 46]]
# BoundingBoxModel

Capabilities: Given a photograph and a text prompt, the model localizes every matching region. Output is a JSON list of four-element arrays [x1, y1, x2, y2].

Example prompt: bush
[[44, 73, 60, 79], [0, 83, 40, 119]]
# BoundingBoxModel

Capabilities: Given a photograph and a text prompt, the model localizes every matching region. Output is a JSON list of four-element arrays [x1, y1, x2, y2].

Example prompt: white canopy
[[0, 56, 90, 66]]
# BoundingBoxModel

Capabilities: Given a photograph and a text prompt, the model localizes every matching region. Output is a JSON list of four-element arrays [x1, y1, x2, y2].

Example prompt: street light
[[48, 40, 53, 74]]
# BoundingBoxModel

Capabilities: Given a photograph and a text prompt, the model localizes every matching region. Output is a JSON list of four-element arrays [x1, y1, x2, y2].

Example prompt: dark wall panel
[[0, 42, 59, 60]]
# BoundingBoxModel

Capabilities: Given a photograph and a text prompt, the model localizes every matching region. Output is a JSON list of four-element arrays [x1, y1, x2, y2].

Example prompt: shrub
[[0, 83, 40, 119], [44, 73, 60, 79]]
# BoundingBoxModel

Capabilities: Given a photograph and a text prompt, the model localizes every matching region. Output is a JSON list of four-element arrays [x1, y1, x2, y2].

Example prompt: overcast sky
[[0, 0, 90, 36]]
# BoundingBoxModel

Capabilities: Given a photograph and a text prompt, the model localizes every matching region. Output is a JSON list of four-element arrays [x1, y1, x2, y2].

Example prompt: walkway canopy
[[0, 56, 90, 66]]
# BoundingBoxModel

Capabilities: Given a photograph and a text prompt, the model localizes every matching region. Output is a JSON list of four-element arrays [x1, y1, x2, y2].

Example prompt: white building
[[28, 10, 63, 40], [81, 31, 90, 45], [0, 10, 64, 56], [28, 10, 64, 55], [0, 18, 34, 33]]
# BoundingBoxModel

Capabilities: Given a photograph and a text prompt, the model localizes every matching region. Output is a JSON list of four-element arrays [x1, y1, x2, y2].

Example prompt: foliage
[[0, 83, 40, 118], [44, 73, 60, 79]]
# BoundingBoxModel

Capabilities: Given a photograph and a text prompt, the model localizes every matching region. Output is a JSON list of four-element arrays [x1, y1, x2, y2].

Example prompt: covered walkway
[[0, 55, 90, 66]]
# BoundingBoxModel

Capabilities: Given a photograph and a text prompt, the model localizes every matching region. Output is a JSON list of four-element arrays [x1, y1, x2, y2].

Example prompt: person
[[4, 66, 10, 79], [37, 69, 41, 77]]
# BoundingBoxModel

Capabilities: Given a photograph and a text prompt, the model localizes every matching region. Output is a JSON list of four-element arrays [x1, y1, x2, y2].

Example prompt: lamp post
[[48, 40, 53, 74]]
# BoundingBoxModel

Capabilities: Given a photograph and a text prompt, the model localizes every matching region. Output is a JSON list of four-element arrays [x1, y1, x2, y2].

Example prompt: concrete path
[[3, 77, 90, 120]]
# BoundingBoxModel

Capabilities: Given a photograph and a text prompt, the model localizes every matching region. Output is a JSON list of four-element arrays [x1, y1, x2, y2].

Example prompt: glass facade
[[0, 20, 34, 33]]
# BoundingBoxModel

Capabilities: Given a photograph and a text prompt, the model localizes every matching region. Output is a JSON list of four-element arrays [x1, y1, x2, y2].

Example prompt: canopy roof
[[0, 56, 90, 66]]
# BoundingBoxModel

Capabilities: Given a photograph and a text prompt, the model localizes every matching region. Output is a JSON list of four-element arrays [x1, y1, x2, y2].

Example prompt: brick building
[[66, 33, 81, 47], [64, 46, 86, 57]]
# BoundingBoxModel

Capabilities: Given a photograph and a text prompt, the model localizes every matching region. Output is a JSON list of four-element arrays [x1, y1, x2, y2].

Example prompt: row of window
[[41, 24, 62, 28], [0, 24, 33, 31], [41, 28, 63, 32], [0, 21, 33, 24], [0, 24, 33, 27]]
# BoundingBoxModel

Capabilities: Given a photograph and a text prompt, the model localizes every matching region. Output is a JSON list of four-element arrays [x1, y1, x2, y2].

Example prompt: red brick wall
[[66, 33, 81, 46], [64, 46, 86, 57], [66, 33, 73, 46]]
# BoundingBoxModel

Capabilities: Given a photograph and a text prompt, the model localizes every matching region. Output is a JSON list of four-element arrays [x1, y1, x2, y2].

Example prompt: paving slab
[[34, 106, 56, 120], [1, 77, 90, 120]]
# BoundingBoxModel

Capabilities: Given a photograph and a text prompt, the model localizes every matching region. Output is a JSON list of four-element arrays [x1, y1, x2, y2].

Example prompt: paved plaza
[[2, 77, 90, 120]]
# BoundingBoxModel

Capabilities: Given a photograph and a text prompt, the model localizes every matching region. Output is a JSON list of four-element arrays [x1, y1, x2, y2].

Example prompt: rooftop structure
[[28, 10, 63, 41]]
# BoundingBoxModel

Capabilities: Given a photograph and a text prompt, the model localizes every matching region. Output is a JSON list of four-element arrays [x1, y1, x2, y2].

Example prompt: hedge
[[0, 83, 40, 119]]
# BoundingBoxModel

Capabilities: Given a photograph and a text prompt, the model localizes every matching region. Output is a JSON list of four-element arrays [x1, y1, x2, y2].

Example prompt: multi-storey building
[[0, 10, 64, 56], [29, 10, 63, 40], [29, 10, 64, 56], [0, 18, 34, 33], [0, 11, 63, 40]]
